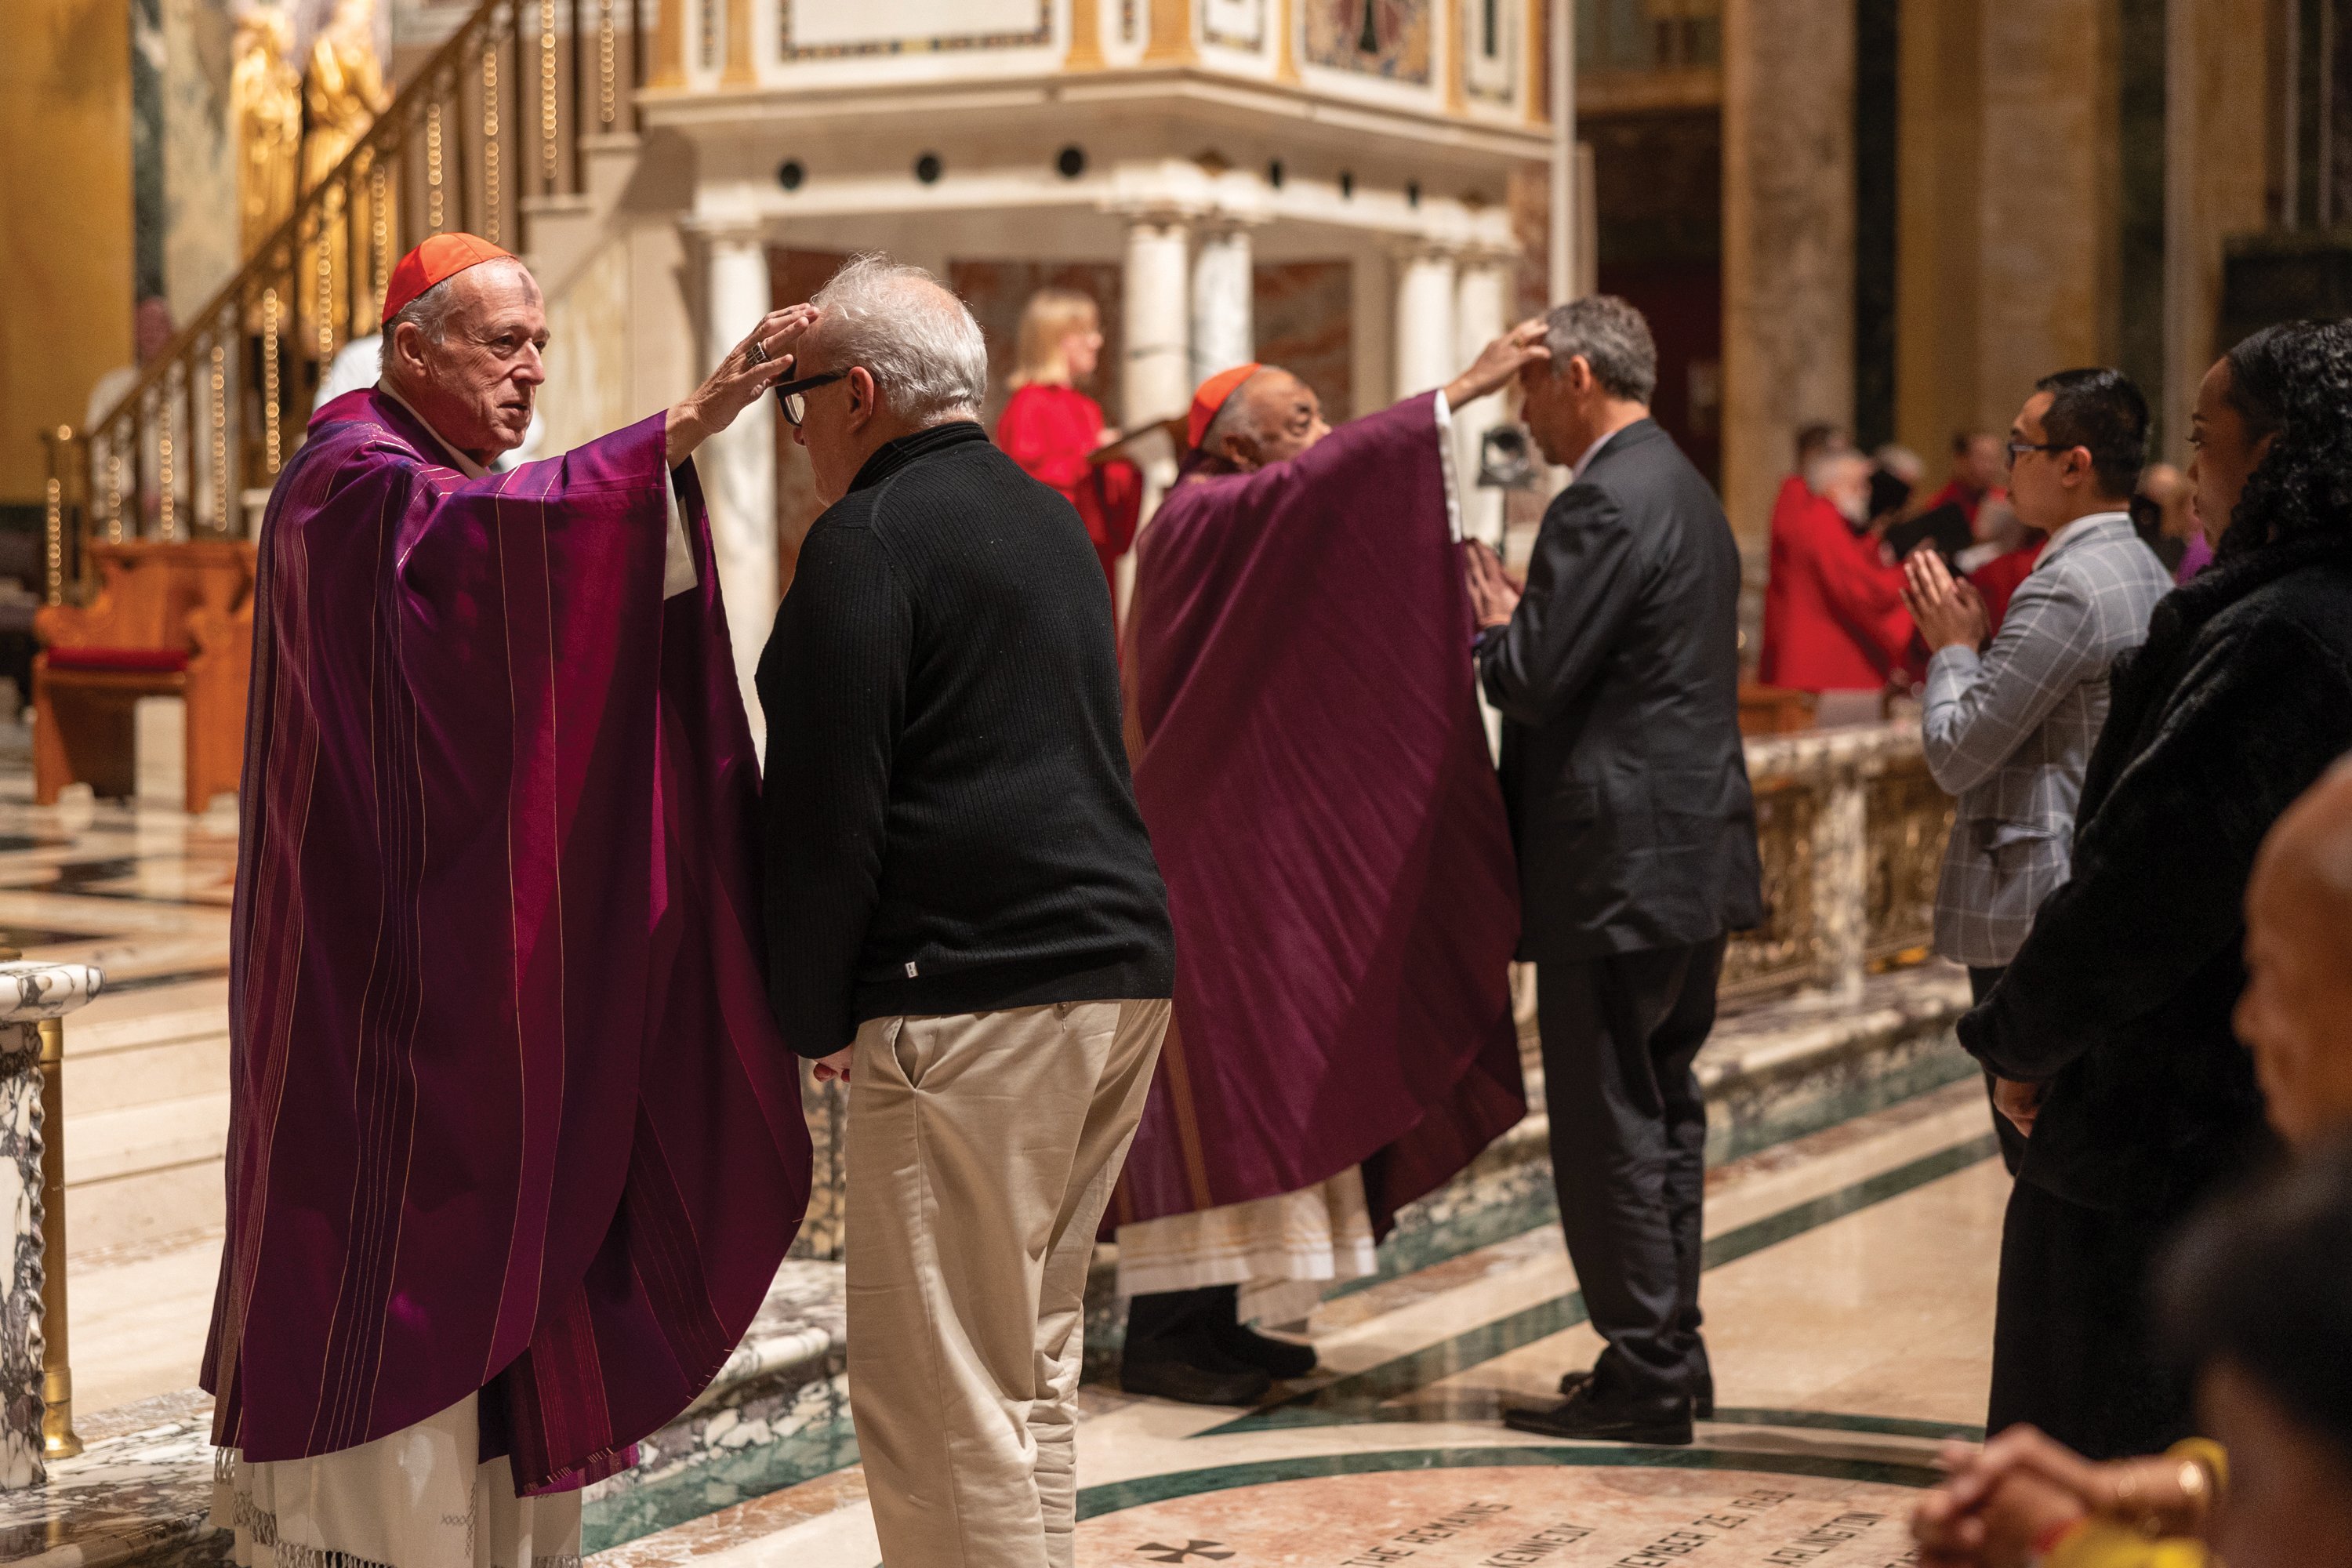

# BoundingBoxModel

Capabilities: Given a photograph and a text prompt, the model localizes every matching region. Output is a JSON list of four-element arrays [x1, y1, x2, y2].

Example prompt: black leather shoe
[[1121, 1352, 1274, 1406], [1559, 1365, 1714, 1420], [1211, 1320, 1318, 1379], [1504, 1384, 1693, 1446]]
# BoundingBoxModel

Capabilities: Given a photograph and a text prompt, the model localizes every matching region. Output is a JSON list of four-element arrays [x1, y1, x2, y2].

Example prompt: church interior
[[0, 0, 2328, 1563]]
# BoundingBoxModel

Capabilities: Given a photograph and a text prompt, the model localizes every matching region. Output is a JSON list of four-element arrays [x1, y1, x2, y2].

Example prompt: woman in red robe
[[995, 288, 1143, 629]]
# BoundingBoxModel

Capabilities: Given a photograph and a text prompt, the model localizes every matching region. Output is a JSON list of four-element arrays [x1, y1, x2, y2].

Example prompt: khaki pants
[[846, 998, 1169, 1568]]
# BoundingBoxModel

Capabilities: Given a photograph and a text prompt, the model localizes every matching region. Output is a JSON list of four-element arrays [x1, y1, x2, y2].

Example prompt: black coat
[[1477, 419, 1763, 963], [1961, 532, 2352, 1217]]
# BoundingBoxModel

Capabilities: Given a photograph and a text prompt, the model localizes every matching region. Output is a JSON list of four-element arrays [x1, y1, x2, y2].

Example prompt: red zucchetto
[[1186, 361, 1263, 451], [380, 232, 518, 321]]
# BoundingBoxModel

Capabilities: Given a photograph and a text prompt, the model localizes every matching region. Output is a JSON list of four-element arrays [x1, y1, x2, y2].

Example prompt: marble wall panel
[[1252, 260, 1354, 420], [162, 0, 241, 327]]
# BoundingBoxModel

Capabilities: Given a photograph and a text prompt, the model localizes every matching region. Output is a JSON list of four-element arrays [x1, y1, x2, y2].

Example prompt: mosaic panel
[[1459, 0, 1518, 105], [1203, 0, 1267, 49], [1303, 0, 1433, 82]]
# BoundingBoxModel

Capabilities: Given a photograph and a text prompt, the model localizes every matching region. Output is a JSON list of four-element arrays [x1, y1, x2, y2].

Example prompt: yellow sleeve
[[2043, 1520, 2210, 1568]]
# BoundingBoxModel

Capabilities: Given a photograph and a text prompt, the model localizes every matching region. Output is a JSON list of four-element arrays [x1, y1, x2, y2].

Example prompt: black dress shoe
[[1559, 1365, 1714, 1420], [1121, 1352, 1274, 1406], [1210, 1319, 1319, 1379], [1504, 1383, 1693, 1446]]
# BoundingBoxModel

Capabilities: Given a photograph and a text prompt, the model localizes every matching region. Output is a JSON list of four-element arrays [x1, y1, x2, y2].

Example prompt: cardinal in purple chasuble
[[203, 241, 812, 1559], [1108, 354, 1535, 1389]]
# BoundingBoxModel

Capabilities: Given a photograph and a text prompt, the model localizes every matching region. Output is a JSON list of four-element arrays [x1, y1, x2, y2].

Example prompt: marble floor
[[598, 1081, 2005, 1568], [10, 764, 2013, 1568]]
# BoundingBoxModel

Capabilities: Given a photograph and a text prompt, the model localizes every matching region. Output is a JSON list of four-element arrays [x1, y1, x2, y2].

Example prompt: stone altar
[[0, 962, 106, 1492]]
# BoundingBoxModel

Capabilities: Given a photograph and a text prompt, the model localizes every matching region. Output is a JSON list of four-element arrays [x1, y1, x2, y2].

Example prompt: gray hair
[[1541, 295, 1657, 405], [806, 253, 988, 424], [383, 256, 535, 346], [1200, 369, 1272, 452]]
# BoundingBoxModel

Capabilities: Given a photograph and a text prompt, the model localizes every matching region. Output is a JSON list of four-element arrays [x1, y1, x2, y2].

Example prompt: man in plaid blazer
[[1902, 368, 2173, 1171]]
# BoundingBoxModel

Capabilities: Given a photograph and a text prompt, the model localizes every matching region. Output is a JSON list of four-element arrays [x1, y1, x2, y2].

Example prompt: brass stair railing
[[42, 0, 648, 604]]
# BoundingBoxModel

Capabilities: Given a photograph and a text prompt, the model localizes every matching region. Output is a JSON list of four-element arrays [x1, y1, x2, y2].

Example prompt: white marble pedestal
[[0, 963, 103, 1490]]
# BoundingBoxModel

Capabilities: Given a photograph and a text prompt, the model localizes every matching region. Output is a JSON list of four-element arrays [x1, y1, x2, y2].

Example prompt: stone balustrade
[[0, 961, 106, 1491]]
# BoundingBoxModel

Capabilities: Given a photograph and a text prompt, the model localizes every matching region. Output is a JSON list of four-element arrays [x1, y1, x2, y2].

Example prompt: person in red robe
[[1922, 428, 2009, 524], [1757, 448, 1915, 693], [1107, 330, 1544, 1405], [994, 287, 1144, 630], [1970, 531, 2049, 634], [204, 234, 813, 1567]]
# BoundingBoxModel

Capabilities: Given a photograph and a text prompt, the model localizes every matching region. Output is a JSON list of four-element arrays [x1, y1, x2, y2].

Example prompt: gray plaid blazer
[[1922, 511, 2174, 966]]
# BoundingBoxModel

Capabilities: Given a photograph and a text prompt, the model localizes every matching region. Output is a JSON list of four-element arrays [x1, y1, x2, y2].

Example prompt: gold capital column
[[1067, 0, 1105, 69], [722, 0, 756, 85], [38, 1017, 78, 1460], [651, 0, 687, 87], [1144, 0, 1196, 64]]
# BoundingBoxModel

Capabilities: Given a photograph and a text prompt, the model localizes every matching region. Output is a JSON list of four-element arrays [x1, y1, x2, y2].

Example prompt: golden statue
[[299, 0, 392, 344], [234, 6, 303, 264]]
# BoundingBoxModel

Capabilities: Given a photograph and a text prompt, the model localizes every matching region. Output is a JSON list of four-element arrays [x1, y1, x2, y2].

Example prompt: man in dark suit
[[1463, 295, 1763, 1446]]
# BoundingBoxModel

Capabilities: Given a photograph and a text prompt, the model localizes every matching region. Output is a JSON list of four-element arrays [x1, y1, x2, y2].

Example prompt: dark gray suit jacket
[[1477, 419, 1764, 963]]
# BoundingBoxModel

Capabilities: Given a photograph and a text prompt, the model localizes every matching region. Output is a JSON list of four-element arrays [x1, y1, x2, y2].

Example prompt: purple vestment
[[1111, 393, 1526, 1236], [202, 390, 810, 1493]]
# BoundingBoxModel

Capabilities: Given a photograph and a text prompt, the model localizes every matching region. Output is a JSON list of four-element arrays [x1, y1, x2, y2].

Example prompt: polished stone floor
[[12, 764, 2010, 1567]]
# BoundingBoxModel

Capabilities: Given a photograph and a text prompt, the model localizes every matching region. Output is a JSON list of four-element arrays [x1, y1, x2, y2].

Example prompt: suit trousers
[[846, 998, 1170, 1568], [1536, 936, 1726, 1403]]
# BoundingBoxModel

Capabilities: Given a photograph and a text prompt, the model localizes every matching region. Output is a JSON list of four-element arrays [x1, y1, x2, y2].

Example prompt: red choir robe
[[203, 388, 811, 1493], [1970, 533, 2049, 636], [1109, 393, 1526, 1237], [996, 382, 1143, 629], [1758, 481, 1915, 691], [1922, 477, 2000, 527]]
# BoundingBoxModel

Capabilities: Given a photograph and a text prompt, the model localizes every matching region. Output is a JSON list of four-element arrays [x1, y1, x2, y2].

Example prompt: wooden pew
[[34, 540, 256, 814]]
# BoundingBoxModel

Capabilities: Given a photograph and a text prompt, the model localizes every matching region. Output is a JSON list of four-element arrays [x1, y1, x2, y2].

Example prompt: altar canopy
[[203, 390, 811, 1493], [1112, 392, 1526, 1236]]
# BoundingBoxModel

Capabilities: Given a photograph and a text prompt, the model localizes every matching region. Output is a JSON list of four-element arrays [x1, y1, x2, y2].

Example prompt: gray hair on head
[[806, 253, 989, 425], [383, 257, 534, 347], [1541, 295, 1657, 405]]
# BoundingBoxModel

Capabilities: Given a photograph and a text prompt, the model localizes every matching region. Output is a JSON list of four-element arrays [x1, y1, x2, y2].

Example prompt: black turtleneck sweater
[[756, 421, 1175, 1058]]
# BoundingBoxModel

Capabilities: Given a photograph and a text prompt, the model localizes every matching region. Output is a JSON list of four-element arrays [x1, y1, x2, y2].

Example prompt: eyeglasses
[[774, 368, 848, 426], [2006, 440, 2074, 467]]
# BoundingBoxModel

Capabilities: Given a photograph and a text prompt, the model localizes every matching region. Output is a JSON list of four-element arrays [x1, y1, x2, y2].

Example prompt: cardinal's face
[[404, 261, 546, 459]]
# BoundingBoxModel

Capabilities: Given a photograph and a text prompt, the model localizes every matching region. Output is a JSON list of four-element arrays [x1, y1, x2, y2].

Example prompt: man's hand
[[811, 1046, 854, 1085], [666, 303, 816, 466], [1464, 540, 1523, 631], [1993, 1076, 2043, 1138], [1903, 546, 1991, 652], [1443, 320, 1552, 409]]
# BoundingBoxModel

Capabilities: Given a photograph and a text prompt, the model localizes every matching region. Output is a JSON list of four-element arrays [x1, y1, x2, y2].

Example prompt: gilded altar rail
[[40, 0, 648, 600]]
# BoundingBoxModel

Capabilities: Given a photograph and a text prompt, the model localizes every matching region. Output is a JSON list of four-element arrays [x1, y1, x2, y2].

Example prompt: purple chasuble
[[202, 389, 811, 1492], [1112, 392, 1526, 1236]]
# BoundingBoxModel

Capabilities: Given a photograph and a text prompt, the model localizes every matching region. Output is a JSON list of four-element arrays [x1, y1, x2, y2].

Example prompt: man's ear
[[845, 366, 878, 431], [388, 321, 426, 377]]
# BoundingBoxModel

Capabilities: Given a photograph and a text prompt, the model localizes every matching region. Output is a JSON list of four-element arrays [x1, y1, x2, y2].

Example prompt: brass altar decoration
[[235, 7, 304, 267], [45, 0, 649, 590]]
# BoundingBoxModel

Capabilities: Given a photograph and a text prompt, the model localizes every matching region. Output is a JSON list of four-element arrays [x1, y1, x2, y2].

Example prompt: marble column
[[1189, 224, 1255, 388], [0, 962, 105, 1489], [699, 226, 779, 750], [1451, 255, 1512, 549], [1122, 213, 1193, 429], [1721, 0, 1854, 554], [1392, 245, 1459, 401]]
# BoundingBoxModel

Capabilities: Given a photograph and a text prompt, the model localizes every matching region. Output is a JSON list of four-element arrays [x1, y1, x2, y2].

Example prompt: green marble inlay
[[1198, 1134, 1999, 1439], [582, 1410, 861, 1553], [1075, 1443, 1938, 1520], [1711, 1409, 1986, 1444]]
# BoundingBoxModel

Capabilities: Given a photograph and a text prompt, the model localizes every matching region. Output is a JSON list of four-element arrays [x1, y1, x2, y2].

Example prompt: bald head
[[2238, 760, 2352, 1146], [1200, 367, 1330, 473], [381, 257, 546, 463]]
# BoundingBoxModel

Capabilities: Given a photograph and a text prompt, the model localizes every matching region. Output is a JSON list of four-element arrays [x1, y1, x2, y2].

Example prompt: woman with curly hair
[[1958, 319, 2352, 1460]]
